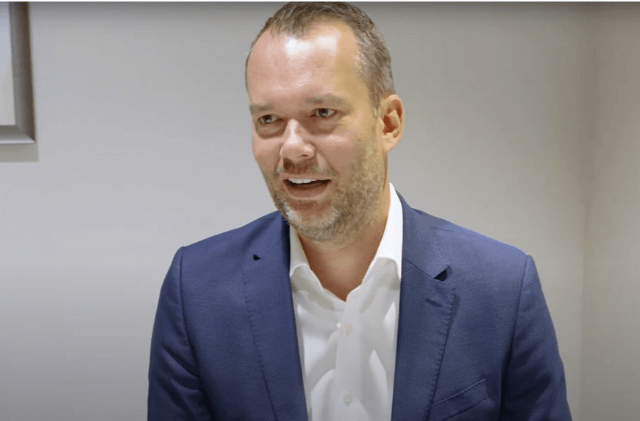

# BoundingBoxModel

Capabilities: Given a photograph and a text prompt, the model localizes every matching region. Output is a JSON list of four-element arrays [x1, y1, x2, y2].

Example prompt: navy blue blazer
[[148, 194, 571, 420]]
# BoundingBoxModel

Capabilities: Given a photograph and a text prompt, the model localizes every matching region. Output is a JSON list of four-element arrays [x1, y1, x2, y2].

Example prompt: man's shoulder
[[179, 210, 285, 267], [416, 208, 524, 252], [409, 206, 530, 278]]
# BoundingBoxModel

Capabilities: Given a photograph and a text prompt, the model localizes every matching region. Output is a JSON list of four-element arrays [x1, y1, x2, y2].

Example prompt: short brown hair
[[245, 2, 395, 109]]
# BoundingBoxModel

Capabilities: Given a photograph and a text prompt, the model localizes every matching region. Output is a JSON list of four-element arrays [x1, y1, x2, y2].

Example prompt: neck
[[297, 183, 391, 300]]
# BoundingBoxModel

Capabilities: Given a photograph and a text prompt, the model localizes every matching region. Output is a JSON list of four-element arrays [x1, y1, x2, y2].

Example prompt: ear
[[379, 94, 404, 153]]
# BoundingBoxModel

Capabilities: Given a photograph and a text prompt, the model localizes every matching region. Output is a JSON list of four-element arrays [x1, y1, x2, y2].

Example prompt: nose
[[280, 120, 315, 164]]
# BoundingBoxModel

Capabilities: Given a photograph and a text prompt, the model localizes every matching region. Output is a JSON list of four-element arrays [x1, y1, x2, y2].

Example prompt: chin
[[282, 202, 341, 240], [285, 202, 334, 226]]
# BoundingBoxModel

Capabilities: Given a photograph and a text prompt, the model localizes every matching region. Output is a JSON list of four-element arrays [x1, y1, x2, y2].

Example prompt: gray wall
[[0, 3, 636, 420], [581, 5, 640, 421]]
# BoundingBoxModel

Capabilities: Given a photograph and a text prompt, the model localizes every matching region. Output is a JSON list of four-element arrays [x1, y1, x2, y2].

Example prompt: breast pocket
[[429, 378, 488, 421]]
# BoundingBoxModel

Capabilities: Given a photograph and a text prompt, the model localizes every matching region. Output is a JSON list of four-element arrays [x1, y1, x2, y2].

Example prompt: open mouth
[[285, 179, 331, 190], [284, 178, 331, 198]]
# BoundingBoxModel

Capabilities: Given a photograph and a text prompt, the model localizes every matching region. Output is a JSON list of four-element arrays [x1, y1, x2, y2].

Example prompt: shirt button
[[344, 323, 353, 335], [343, 393, 352, 406]]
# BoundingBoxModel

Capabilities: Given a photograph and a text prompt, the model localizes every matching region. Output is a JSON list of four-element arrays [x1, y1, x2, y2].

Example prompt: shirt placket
[[333, 285, 365, 420]]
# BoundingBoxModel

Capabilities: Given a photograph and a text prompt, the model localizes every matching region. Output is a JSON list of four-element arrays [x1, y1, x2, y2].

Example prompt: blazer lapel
[[391, 195, 456, 421], [242, 216, 308, 421]]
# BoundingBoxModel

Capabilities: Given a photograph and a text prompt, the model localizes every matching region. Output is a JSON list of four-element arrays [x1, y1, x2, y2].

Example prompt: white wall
[[581, 5, 640, 421], [0, 3, 603, 419]]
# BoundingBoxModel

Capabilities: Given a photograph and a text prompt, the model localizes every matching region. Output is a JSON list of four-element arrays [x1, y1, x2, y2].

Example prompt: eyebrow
[[305, 94, 351, 108], [249, 103, 272, 115], [249, 94, 352, 115]]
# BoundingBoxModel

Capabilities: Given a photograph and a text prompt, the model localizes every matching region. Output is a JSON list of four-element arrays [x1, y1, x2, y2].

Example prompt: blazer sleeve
[[148, 248, 213, 421], [500, 256, 572, 420]]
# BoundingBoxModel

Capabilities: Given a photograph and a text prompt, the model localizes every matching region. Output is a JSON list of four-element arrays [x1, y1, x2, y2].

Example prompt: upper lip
[[281, 175, 330, 181]]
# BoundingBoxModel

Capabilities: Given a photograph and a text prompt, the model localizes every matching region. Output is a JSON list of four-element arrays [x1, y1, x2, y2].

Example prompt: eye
[[314, 108, 335, 118], [258, 115, 279, 125]]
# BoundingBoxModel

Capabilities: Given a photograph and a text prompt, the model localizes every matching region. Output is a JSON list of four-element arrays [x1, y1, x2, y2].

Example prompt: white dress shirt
[[289, 183, 403, 421]]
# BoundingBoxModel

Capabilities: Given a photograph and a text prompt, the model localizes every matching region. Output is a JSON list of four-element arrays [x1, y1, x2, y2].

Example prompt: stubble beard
[[263, 137, 386, 248]]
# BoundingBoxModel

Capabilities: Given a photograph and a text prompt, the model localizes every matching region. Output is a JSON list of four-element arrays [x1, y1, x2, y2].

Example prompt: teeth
[[288, 178, 317, 184]]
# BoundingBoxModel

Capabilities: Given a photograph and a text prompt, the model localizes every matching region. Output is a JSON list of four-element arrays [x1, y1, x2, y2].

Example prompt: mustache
[[275, 162, 336, 177]]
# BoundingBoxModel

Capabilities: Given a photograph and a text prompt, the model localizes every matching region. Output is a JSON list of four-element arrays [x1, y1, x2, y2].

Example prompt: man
[[148, 3, 572, 420]]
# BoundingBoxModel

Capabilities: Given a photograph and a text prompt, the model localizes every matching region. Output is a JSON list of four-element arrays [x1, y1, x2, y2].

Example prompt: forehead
[[246, 21, 366, 105]]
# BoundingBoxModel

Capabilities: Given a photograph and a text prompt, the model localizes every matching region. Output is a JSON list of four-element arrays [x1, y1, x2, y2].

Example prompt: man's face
[[247, 21, 389, 245]]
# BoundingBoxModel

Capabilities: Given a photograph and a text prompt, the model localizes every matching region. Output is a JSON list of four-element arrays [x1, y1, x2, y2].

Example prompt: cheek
[[321, 141, 360, 176], [325, 126, 373, 172], [252, 137, 279, 170]]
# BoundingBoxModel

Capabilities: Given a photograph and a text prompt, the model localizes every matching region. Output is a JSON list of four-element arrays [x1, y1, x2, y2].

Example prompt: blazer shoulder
[[412, 208, 530, 278], [179, 210, 285, 270]]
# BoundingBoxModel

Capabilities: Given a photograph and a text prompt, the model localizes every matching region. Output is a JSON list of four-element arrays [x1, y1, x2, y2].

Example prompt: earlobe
[[381, 95, 404, 152]]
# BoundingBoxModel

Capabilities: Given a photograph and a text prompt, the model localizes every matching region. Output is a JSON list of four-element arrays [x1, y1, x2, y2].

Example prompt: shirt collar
[[289, 182, 403, 281]]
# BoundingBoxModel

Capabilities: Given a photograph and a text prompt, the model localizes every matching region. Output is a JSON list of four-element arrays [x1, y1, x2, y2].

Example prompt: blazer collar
[[243, 215, 308, 421], [397, 192, 450, 279], [390, 193, 456, 421]]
